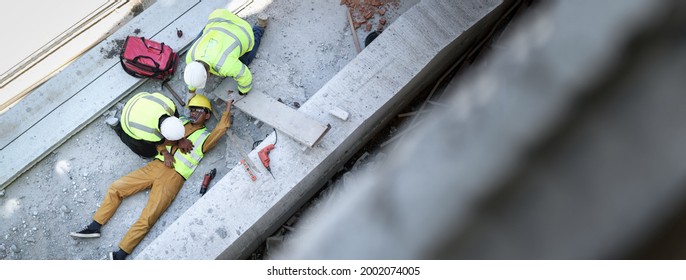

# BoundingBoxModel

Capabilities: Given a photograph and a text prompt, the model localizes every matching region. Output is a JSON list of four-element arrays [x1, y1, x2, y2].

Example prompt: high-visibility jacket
[[186, 9, 254, 94], [121, 92, 176, 142], [155, 117, 210, 180]]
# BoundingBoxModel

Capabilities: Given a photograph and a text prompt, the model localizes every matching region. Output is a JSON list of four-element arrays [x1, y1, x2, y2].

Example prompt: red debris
[[363, 10, 374, 19], [341, 0, 399, 35]]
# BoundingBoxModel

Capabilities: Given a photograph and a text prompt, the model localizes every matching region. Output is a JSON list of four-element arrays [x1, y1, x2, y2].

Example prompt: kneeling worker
[[115, 91, 192, 158], [71, 94, 233, 260], [183, 9, 268, 96]]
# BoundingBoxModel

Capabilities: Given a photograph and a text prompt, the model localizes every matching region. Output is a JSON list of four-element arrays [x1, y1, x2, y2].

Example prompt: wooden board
[[235, 91, 329, 148], [213, 78, 330, 148]]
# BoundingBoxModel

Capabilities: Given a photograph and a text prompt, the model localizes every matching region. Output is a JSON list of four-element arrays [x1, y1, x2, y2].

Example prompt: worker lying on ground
[[70, 94, 232, 260], [184, 9, 268, 96], [115, 91, 193, 158]]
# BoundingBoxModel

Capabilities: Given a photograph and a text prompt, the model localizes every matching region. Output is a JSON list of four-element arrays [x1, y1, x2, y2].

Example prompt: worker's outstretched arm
[[202, 99, 233, 152], [220, 62, 253, 94]]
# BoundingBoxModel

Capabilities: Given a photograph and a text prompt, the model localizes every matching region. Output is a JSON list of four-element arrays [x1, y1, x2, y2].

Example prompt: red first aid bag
[[120, 36, 178, 80]]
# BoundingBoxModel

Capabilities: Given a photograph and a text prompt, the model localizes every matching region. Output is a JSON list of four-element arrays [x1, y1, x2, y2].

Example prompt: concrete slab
[[215, 79, 330, 148], [137, 0, 506, 259], [0, 0, 248, 190]]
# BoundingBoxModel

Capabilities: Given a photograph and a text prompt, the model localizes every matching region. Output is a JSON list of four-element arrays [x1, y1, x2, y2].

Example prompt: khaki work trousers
[[93, 160, 185, 254]]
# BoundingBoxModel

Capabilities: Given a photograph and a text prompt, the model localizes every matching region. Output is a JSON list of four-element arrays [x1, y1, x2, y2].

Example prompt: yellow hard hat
[[188, 94, 212, 112]]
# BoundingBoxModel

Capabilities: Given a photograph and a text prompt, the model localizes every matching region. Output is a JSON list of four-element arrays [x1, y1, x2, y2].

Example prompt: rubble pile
[[341, 0, 399, 31]]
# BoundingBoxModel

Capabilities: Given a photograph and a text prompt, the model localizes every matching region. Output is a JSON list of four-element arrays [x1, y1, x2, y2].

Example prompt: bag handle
[[131, 55, 160, 69], [139, 37, 163, 54]]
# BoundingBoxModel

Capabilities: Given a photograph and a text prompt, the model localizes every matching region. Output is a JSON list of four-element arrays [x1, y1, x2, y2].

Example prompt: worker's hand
[[226, 98, 234, 110], [228, 91, 245, 103], [162, 151, 175, 168], [177, 137, 194, 154]]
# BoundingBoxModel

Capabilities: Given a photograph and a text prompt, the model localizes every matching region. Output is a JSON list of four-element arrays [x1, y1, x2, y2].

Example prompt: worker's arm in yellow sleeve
[[202, 99, 233, 153], [219, 60, 253, 94]]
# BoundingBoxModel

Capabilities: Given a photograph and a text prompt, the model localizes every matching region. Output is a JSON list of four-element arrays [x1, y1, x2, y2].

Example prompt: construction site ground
[[0, 0, 420, 260]]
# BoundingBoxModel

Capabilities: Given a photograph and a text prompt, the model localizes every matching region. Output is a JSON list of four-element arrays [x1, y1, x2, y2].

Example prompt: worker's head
[[160, 116, 185, 141], [184, 61, 208, 91], [187, 94, 212, 124]]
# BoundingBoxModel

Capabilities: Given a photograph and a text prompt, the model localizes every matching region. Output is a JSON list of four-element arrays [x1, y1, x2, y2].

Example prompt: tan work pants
[[93, 160, 185, 254]]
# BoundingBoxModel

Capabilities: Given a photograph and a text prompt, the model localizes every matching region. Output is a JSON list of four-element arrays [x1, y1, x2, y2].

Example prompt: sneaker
[[256, 13, 269, 28], [69, 227, 100, 238], [109, 249, 128, 260]]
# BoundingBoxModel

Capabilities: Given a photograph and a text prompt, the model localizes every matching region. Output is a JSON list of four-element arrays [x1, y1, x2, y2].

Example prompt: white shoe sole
[[69, 232, 101, 238]]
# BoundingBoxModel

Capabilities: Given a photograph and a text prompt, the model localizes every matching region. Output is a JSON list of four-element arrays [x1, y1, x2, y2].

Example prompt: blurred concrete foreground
[[277, 0, 686, 259]]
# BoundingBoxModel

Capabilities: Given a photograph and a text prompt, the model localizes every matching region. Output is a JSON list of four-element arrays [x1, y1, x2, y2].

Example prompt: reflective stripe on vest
[[121, 92, 176, 142], [185, 9, 254, 76], [155, 128, 210, 179], [206, 17, 253, 50], [203, 27, 242, 73]]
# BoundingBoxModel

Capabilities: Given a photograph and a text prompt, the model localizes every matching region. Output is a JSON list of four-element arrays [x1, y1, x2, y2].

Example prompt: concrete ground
[[0, 0, 417, 260]]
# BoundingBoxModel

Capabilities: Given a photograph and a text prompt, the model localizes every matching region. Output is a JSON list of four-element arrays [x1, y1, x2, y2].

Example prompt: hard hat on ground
[[188, 94, 212, 112], [184, 61, 207, 90], [160, 116, 185, 141]]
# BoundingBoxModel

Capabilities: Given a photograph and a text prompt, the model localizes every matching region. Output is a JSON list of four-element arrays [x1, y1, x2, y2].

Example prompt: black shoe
[[69, 227, 100, 238], [109, 249, 128, 260]]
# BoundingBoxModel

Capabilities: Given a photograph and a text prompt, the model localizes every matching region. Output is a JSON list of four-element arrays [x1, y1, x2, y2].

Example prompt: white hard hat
[[160, 116, 184, 141], [184, 61, 207, 89]]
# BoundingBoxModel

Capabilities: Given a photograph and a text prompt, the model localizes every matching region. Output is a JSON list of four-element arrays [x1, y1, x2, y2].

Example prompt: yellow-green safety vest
[[121, 92, 176, 142], [155, 117, 211, 179], [185, 9, 254, 93]]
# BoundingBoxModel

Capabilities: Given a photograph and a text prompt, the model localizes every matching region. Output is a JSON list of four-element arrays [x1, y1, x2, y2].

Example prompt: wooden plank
[[234, 91, 329, 148], [212, 78, 330, 148], [0, 0, 246, 190]]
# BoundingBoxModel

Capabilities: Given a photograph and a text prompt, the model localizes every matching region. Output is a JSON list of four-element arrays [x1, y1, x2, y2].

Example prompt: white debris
[[329, 107, 350, 121], [105, 117, 119, 127]]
